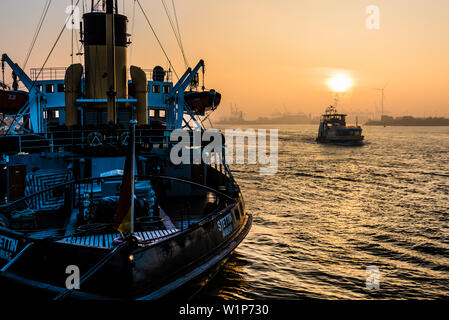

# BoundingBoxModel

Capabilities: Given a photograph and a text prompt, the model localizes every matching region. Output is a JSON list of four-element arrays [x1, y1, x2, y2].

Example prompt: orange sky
[[1, 0, 448, 119]]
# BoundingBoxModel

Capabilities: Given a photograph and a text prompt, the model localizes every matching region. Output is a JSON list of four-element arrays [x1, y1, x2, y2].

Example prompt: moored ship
[[0, 0, 251, 300]]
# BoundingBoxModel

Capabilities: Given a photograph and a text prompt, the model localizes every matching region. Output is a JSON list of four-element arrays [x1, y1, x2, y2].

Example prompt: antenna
[[333, 93, 339, 108]]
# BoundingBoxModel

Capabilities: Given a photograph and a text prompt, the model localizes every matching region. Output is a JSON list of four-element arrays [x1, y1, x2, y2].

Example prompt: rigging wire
[[94, 0, 103, 11], [5, 0, 67, 134], [136, 0, 179, 80], [6, 0, 82, 136], [71, 0, 74, 67], [171, 0, 189, 68], [161, 0, 188, 69], [71, 24, 84, 64], [160, 1, 179, 48], [171, 0, 182, 45], [129, 0, 137, 66], [30, 0, 82, 90], [23, 0, 52, 70]]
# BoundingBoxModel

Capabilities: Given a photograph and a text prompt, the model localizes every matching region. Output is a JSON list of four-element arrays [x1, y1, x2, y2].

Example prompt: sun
[[327, 74, 353, 92]]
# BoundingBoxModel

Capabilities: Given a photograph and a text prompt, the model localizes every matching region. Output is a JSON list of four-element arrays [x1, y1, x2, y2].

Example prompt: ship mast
[[105, 0, 117, 124]]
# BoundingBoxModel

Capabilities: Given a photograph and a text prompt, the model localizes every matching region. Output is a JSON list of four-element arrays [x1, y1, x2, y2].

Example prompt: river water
[[199, 124, 449, 299]]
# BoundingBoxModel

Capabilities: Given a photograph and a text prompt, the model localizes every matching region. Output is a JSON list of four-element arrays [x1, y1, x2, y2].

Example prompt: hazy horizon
[[1, 0, 448, 120]]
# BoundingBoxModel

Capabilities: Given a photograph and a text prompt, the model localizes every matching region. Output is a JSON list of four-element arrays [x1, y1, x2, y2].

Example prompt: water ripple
[[198, 125, 449, 299]]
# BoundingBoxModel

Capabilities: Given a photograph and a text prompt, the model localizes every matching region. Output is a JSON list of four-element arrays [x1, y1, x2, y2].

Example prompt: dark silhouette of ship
[[0, 0, 251, 300], [316, 105, 364, 145]]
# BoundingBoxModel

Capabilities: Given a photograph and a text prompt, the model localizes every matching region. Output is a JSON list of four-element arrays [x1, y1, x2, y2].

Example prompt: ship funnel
[[82, 0, 129, 124]]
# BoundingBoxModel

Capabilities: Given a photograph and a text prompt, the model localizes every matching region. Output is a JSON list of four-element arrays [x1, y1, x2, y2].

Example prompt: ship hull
[[0, 197, 252, 300], [316, 135, 364, 146]]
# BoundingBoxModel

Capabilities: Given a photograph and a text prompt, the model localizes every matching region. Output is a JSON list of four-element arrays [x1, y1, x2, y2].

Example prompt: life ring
[[87, 132, 104, 147]]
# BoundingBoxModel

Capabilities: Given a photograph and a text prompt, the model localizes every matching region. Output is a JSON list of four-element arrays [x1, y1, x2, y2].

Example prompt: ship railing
[[208, 147, 235, 181], [0, 128, 177, 154], [1, 129, 234, 169], [0, 175, 235, 235], [205, 144, 234, 181], [29, 68, 173, 82], [30, 67, 67, 81], [136, 69, 173, 83]]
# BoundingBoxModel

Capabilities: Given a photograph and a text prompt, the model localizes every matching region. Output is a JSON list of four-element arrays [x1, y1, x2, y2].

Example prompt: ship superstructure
[[316, 105, 364, 145], [0, 0, 251, 300]]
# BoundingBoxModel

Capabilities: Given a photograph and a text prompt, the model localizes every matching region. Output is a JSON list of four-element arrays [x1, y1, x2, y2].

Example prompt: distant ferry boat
[[316, 106, 364, 145]]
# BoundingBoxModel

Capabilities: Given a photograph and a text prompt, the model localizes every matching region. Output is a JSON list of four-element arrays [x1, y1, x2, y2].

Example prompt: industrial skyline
[[1, 0, 448, 119]]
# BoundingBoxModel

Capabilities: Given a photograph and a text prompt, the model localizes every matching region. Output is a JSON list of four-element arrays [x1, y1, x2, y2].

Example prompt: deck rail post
[[180, 209, 183, 231], [187, 202, 190, 228]]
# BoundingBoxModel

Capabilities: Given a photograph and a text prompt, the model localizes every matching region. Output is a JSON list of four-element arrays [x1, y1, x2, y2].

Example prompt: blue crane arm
[[172, 67, 192, 93], [1, 53, 33, 90], [173, 59, 204, 94], [168, 60, 205, 129]]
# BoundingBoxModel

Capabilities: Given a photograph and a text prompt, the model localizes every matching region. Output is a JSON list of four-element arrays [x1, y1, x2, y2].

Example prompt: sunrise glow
[[327, 74, 353, 93]]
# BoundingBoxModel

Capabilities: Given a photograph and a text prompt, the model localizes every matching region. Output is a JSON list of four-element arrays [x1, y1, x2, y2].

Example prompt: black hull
[[139, 213, 252, 300], [316, 136, 364, 146], [0, 200, 252, 300]]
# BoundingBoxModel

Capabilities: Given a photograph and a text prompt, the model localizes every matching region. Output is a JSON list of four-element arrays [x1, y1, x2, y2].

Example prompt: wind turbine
[[375, 82, 389, 121]]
